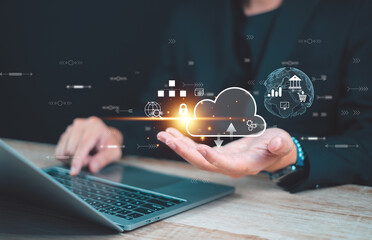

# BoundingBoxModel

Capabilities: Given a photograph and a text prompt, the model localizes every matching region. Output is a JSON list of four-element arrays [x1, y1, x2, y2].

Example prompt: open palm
[[157, 127, 297, 178]]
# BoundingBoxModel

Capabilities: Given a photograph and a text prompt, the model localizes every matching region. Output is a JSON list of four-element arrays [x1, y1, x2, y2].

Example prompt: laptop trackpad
[[91, 163, 184, 190]]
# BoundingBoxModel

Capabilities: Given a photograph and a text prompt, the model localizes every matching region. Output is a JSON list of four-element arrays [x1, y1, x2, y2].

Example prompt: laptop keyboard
[[46, 169, 185, 220]]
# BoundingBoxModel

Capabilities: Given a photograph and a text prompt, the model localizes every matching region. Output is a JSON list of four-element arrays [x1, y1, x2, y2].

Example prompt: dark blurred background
[[0, 0, 177, 148]]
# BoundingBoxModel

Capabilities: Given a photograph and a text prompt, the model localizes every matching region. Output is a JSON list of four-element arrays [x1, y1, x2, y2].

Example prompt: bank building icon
[[289, 75, 302, 90]]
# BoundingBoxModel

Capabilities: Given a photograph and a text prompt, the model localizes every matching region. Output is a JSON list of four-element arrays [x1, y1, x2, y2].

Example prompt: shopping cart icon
[[298, 91, 307, 102]]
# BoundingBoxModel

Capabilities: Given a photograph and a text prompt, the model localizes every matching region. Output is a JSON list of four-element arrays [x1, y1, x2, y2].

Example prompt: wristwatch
[[268, 137, 309, 187]]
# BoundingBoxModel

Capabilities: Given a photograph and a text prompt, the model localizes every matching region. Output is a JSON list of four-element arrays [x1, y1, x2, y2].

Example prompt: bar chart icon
[[267, 87, 282, 97]]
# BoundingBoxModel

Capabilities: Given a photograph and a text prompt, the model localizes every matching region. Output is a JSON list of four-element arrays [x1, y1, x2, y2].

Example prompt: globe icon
[[264, 67, 314, 118], [144, 101, 162, 118]]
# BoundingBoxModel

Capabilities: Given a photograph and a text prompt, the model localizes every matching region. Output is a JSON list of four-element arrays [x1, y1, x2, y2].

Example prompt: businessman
[[55, 0, 372, 192]]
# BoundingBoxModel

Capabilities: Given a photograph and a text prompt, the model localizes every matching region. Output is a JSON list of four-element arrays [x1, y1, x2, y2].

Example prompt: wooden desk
[[1, 139, 371, 240]]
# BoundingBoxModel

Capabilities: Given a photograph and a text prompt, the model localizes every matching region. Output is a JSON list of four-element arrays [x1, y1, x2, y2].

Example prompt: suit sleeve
[[286, 1, 372, 192]]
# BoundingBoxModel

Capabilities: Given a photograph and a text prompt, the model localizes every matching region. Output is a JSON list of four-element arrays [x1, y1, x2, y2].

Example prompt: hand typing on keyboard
[[55, 117, 123, 176], [46, 169, 185, 220]]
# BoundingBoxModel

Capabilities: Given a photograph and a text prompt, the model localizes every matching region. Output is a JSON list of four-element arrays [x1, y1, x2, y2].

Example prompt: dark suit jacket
[[146, 0, 372, 192]]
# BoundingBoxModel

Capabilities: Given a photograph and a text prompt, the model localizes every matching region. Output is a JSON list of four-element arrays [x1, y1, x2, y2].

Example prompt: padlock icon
[[179, 103, 188, 115]]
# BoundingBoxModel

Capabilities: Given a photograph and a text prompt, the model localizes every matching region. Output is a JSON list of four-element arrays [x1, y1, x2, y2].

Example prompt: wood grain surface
[[1, 139, 371, 240]]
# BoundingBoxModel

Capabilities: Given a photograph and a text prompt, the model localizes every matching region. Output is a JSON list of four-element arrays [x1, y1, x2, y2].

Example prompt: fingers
[[70, 124, 107, 176], [264, 135, 297, 172], [196, 144, 247, 175], [267, 136, 293, 157], [65, 120, 84, 156], [164, 127, 184, 138], [88, 149, 120, 173], [157, 130, 222, 173], [159, 127, 298, 177], [55, 126, 72, 161], [54, 117, 124, 176], [165, 128, 198, 148]]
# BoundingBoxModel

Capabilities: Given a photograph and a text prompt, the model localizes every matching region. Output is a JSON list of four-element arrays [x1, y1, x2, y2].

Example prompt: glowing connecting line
[[300, 137, 326, 141], [325, 144, 359, 148], [347, 86, 368, 92], [316, 95, 333, 100], [46, 155, 80, 160], [102, 105, 133, 114], [137, 144, 159, 149], [182, 82, 204, 87], [103, 117, 244, 121], [311, 75, 327, 82], [66, 85, 92, 89], [59, 60, 83, 66], [0, 72, 33, 76], [281, 60, 299, 66], [109, 76, 127, 82], [100, 145, 125, 149], [48, 100, 72, 107]]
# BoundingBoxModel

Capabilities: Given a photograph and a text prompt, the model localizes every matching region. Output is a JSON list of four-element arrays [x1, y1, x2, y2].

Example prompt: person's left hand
[[157, 127, 297, 178]]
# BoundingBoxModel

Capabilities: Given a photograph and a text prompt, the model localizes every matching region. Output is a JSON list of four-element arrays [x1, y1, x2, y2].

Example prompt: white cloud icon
[[186, 87, 266, 137]]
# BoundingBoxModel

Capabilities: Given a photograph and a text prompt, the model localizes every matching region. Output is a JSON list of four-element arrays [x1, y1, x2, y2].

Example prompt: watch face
[[274, 157, 309, 188]]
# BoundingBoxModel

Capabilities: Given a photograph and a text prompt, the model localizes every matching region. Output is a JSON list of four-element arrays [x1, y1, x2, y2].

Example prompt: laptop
[[0, 139, 234, 232]]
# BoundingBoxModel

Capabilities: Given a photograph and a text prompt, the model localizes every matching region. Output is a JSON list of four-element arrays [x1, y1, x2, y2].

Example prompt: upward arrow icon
[[226, 123, 236, 138]]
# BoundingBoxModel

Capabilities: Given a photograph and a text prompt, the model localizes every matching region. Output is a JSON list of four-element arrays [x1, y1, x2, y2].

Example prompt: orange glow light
[[102, 116, 244, 121]]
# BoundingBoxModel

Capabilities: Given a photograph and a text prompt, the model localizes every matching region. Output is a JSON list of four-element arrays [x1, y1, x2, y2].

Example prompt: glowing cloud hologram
[[186, 87, 266, 137]]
